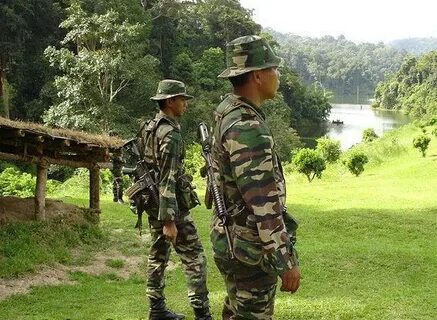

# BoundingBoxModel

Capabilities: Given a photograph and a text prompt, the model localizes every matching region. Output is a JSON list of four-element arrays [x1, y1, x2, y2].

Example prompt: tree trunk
[[0, 67, 9, 119], [35, 161, 49, 221], [89, 165, 100, 211]]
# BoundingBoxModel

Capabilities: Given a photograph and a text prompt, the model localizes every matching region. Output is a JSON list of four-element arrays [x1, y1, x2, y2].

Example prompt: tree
[[292, 148, 326, 182], [362, 128, 379, 143], [373, 51, 437, 120], [193, 47, 228, 92], [264, 95, 302, 162], [44, 3, 158, 133], [0, 0, 65, 119], [342, 151, 368, 176], [198, 0, 261, 49], [413, 134, 431, 157], [316, 137, 341, 163]]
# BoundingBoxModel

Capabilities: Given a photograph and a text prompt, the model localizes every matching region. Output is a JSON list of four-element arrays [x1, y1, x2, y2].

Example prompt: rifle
[[122, 138, 159, 235], [198, 122, 234, 259]]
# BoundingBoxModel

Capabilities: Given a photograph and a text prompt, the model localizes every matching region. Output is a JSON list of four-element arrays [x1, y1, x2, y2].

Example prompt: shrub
[[0, 168, 36, 197], [48, 165, 75, 182], [362, 128, 379, 143], [0, 167, 61, 197], [342, 151, 369, 176], [185, 143, 204, 179], [292, 148, 326, 182], [315, 137, 341, 163], [432, 126, 437, 137], [413, 134, 431, 157], [426, 117, 437, 126]]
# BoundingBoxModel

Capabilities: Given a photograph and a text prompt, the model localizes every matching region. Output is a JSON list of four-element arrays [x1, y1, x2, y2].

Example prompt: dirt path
[[0, 251, 148, 300]]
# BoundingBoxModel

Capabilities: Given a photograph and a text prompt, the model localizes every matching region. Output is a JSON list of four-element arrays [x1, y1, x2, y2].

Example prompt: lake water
[[298, 104, 411, 150]]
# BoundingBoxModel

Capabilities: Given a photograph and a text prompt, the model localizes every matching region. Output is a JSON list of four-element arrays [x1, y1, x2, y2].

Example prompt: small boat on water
[[332, 119, 344, 125]]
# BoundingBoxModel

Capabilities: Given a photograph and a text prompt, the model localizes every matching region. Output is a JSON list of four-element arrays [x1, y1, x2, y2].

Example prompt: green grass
[[0, 124, 436, 319], [105, 259, 125, 269], [0, 211, 104, 278]]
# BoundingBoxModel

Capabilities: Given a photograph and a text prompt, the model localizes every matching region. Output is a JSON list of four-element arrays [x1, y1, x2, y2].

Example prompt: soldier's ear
[[252, 70, 263, 86]]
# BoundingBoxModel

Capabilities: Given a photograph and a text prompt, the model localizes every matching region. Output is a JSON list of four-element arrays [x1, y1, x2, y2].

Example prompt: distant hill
[[388, 38, 437, 55], [265, 28, 407, 103]]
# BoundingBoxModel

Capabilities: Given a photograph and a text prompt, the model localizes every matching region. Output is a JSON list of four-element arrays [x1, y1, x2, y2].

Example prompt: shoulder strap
[[215, 96, 266, 142], [137, 118, 163, 168]]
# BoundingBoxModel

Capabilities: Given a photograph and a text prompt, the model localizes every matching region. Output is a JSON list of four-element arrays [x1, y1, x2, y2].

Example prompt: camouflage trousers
[[211, 218, 278, 319], [217, 258, 277, 320], [112, 176, 123, 201], [146, 214, 210, 310]]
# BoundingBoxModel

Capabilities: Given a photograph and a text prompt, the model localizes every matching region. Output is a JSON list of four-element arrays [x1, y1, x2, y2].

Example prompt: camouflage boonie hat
[[218, 35, 282, 78], [150, 79, 194, 101]]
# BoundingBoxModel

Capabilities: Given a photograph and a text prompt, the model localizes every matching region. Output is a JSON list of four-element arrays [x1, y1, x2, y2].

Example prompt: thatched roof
[[0, 117, 123, 148], [0, 117, 124, 167]]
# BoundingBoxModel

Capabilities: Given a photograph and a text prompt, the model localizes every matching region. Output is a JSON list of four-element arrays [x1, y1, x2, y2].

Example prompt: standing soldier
[[111, 154, 124, 204], [142, 79, 211, 320], [210, 35, 301, 319]]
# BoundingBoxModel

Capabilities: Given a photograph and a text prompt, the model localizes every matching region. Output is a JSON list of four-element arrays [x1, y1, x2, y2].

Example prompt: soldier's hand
[[163, 220, 178, 244], [280, 266, 301, 293]]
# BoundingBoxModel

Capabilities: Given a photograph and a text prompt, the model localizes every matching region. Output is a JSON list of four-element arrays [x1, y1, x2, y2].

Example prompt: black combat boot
[[149, 298, 185, 320], [194, 307, 212, 320]]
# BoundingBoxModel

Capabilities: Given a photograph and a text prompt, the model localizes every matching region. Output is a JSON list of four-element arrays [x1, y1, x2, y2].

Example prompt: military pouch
[[232, 224, 263, 266], [125, 180, 158, 218], [176, 174, 200, 211], [210, 216, 230, 259]]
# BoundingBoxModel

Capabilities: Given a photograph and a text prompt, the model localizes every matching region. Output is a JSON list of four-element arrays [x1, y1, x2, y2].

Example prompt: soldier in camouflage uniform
[[111, 154, 124, 204], [210, 35, 301, 319], [142, 80, 211, 320]]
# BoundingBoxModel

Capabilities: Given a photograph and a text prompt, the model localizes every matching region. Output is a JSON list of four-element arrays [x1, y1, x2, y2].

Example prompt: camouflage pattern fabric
[[141, 111, 186, 221], [150, 79, 193, 101], [111, 155, 124, 201], [146, 214, 209, 309], [218, 35, 282, 78], [210, 94, 299, 319], [142, 111, 210, 309]]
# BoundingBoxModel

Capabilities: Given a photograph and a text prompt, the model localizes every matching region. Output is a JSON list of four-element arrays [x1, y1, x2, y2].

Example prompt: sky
[[239, 0, 437, 43]]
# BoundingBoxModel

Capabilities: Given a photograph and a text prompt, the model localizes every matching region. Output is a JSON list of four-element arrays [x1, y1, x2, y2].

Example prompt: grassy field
[[1, 124, 436, 319]]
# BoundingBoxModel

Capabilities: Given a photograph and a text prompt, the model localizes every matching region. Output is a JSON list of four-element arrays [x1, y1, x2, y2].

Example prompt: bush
[[315, 137, 341, 163], [362, 128, 379, 143], [342, 151, 369, 176], [432, 126, 437, 137], [292, 148, 326, 182], [48, 165, 75, 182], [0, 168, 36, 197], [413, 134, 431, 157], [0, 167, 61, 197], [185, 143, 204, 179], [427, 117, 437, 126]]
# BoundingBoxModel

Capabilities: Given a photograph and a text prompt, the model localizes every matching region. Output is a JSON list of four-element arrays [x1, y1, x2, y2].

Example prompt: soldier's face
[[257, 67, 280, 100], [169, 96, 188, 117]]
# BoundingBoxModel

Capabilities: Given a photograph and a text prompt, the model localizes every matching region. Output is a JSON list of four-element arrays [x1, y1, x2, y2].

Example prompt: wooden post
[[89, 164, 100, 211], [35, 160, 49, 221]]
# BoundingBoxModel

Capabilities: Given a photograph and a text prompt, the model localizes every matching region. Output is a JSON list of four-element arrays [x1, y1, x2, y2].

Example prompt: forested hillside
[[0, 0, 330, 154], [373, 51, 437, 119], [389, 37, 437, 55], [268, 29, 407, 103]]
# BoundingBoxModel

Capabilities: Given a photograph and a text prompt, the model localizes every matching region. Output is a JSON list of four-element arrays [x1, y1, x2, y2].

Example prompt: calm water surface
[[298, 104, 411, 150]]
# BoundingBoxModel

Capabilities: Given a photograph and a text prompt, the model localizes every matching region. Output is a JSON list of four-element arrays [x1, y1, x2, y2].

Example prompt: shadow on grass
[[0, 203, 435, 319]]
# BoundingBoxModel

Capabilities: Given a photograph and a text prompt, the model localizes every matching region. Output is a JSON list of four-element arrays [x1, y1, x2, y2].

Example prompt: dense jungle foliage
[[268, 29, 408, 102], [389, 37, 437, 55], [0, 0, 329, 149], [1, 0, 435, 157], [372, 51, 437, 119]]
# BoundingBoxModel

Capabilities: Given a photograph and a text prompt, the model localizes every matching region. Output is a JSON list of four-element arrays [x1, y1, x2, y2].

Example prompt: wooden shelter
[[0, 116, 123, 220]]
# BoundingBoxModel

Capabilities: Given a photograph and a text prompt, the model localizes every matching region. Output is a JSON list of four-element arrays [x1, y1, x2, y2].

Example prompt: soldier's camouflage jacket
[[211, 93, 299, 276], [140, 111, 186, 221]]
